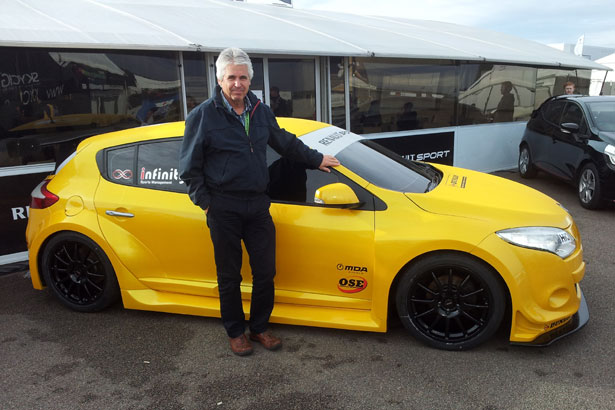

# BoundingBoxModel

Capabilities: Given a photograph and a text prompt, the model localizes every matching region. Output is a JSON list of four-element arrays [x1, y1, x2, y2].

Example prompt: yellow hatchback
[[26, 119, 589, 350]]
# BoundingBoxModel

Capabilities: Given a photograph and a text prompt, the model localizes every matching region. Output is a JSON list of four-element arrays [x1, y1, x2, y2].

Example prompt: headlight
[[496, 227, 576, 259], [605, 144, 615, 165]]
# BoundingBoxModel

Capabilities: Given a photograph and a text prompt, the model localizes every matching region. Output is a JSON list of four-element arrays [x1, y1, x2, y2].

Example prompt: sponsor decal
[[336, 263, 368, 272], [112, 169, 133, 180], [338, 276, 368, 293], [447, 174, 467, 188], [139, 167, 184, 185], [544, 316, 572, 331], [318, 130, 349, 146]]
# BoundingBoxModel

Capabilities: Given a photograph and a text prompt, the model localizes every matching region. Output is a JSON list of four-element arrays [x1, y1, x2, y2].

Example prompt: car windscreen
[[336, 139, 438, 193], [587, 101, 615, 132]]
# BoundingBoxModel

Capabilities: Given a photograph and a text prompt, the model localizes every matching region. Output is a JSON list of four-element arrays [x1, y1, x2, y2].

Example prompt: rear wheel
[[518, 145, 537, 178], [578, 162, 604, 210], [396, 253, 505, 350], [41, 232, 120, 312]]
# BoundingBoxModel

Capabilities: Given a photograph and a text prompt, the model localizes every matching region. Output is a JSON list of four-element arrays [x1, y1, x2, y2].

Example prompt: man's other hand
[[318, 155, 340, 173]]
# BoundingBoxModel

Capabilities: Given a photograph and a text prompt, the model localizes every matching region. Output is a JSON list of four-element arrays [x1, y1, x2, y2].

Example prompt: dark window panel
[[348, 58, 457, 134]]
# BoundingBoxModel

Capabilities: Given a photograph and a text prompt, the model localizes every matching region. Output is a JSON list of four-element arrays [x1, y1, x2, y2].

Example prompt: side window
[[266, 146, 371, 207], [542, 100, 566, 125], [106, 146, 135, 186], [137, 139, 186, 193], [561, 103, 588, 134]]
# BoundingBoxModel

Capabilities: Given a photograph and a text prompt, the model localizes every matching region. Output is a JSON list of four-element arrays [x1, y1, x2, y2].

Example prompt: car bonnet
[[405, 165, 572, 229]]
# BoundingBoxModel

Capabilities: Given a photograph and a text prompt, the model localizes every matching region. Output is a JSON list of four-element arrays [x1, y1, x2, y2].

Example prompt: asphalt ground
[[1, 170, 614, 410]]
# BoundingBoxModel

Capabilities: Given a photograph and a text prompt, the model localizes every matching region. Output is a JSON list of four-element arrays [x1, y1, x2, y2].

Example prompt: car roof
[[76, 118, 336, 152], [550, 95, 615, 103]]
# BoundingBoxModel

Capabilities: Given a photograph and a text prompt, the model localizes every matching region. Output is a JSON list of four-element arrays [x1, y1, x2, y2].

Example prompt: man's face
[[565, 85, 575, 95], [218, 64, 251, 104]]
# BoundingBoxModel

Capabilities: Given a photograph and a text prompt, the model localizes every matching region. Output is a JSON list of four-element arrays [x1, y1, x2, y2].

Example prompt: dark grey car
[[519, 95, 615, 209]]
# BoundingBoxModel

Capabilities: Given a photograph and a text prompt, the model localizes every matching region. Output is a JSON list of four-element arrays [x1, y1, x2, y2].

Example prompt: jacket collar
[[213, 85, 260, 113]]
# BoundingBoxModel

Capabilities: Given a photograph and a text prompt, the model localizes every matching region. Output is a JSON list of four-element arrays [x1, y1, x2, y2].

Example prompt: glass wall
[[0, 48, 181, 167], [183, 52, 208, 114], [249, 57, 265, 101], [535, 68, 592, 107], [458, 64, 537, 124], [268, 58, 316, 120], [329, 56, 346, 128], [348, 57, 457, 134]]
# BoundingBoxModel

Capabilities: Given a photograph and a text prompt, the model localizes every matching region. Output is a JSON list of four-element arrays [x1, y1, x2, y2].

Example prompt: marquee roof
[[0, 0, 607, 70]]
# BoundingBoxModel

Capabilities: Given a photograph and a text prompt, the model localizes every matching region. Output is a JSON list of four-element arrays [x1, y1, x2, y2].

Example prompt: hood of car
[[598, 131, 615, 145], [405, 165, 572, 229]]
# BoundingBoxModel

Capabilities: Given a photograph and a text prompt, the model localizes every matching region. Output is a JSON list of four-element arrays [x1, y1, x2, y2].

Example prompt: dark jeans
[[206, 193, 276, 338]]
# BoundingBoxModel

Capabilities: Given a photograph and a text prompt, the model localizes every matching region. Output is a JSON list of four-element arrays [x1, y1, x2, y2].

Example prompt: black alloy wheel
[[518, 145, 537, 178], [41, 232, 120, 312], [578, 162, 604, 210], [396, 253, 505, 350]]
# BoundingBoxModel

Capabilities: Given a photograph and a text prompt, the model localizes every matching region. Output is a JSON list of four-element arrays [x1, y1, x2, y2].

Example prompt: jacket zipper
[[246, 100, 261, 153]]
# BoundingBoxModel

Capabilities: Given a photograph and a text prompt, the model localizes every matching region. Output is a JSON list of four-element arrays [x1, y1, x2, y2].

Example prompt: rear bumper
[[511, 289, 589, 347]]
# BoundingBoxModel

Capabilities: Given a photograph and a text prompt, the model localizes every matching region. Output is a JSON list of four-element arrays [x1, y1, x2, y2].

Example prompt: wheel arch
[[574, 157, 597, 182], [35, 228, 112, 287], [387, 249, 512, 328]]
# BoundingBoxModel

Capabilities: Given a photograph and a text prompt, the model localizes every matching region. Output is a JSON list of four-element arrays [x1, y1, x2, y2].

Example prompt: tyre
[[578, 162, 604, 210], [518, 145, 537, 178], [40, 232, 120, 312], [396, 253, 505, 350]]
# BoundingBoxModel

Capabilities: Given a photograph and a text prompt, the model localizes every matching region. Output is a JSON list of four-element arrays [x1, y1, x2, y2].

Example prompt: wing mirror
[[561, 122, 589, 141], [560, 122, 580, 133], [314, 183, 362, 209]]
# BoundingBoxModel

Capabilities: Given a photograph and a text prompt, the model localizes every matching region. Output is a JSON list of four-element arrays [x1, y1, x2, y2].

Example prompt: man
[[564, 81, 576, 95], [179, 48, 339, 356], [269, 86, 291, 117], [493, 81, 514, 123]]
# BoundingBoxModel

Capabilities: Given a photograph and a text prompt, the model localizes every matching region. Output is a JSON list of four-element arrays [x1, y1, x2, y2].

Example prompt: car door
[[266, 147, 375, 310], [530, 99, 565, 173], [94, 138, 218, 296], [549, 102, 589, 181]]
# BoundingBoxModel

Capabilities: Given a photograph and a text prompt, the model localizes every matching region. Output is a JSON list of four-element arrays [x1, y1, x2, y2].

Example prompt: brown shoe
[[229, 334, 253, 356], [249, 330, 282, 351]]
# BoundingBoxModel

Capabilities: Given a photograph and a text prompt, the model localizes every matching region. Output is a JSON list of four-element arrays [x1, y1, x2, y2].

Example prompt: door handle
[[105, 210, 134, 218]]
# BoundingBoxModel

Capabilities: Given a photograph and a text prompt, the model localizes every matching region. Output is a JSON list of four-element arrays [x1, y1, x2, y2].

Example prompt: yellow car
[[26, 119, 589, 350]]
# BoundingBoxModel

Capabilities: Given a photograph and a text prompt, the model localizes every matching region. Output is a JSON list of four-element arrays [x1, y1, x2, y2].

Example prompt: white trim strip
[[299, 126, 362, 156], [0, 163, 56, 177], [0, 251, 29, 265]]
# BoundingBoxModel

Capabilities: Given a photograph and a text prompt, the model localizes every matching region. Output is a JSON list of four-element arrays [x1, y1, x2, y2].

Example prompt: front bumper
[[511, 289, 589, 346]]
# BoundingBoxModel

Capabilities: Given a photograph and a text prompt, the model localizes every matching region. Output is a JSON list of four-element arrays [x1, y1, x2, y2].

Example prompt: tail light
[[30, 180, 59, 209]]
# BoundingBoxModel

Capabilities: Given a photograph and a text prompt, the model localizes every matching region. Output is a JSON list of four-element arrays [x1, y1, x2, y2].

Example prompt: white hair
[[216, 47, 254, 81]]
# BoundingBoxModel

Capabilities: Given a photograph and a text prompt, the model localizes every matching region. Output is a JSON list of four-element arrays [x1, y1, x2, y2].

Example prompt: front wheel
[[518, 145, 537, 178], [396, 253, 505, 350], [578, 162, 604, 210], [41, 232, 120, 312]]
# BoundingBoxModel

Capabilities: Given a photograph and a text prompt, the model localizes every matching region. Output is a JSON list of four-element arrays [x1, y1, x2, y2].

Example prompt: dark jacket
[[179, 86, 323, 210]]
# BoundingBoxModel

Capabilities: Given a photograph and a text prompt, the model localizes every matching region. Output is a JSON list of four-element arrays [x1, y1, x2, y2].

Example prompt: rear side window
[[102, 138, 186, 193], [137, 140, 185, 192], [106, 146, 135, 186]]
